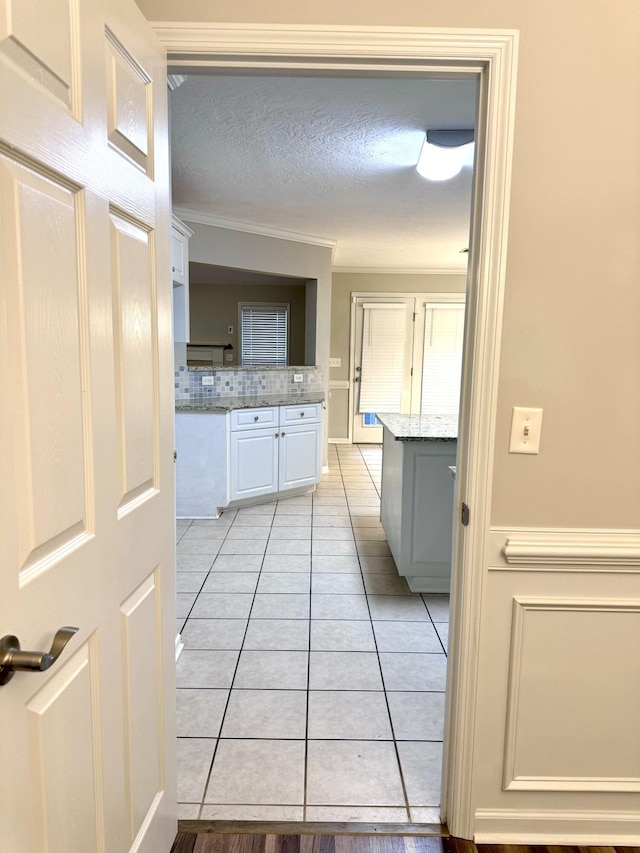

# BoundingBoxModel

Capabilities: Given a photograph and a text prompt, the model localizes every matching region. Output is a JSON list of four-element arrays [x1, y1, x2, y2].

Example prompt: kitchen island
[[377, 413, 457, 593]]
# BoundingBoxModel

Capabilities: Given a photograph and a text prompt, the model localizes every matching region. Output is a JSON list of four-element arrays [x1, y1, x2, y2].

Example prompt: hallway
[[176, 444, 449, 822]]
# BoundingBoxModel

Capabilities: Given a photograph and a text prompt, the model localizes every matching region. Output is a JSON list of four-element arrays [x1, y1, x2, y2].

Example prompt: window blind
[[240, 304, 288, 366], [358, 303, 407, 414], [420, 303, 465, 416]]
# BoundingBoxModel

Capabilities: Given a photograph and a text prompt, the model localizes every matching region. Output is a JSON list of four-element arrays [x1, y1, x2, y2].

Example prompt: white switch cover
[[509, 406, 543, 454], [329, 357, 341, 368], [201, 376, 214, 386], [293, 374, 303, 383]]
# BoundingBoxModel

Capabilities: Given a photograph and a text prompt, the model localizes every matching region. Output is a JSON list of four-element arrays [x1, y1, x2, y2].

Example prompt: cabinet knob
[[275, 432, 279, 438], [281, 432, 286, 437], [172, 266, 176, 272], [300, 412, 305, 417], [254, 415, 259, 422]]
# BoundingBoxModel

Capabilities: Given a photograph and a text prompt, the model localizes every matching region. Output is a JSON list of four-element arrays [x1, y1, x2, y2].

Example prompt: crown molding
[[172, 207, 337, 250]]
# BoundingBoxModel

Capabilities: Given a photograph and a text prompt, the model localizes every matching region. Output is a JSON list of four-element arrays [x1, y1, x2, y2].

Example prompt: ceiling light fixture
[[416, 129, 475, 181]]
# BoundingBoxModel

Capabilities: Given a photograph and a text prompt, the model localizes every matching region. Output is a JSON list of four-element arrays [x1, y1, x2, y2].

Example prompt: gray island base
[[377, 413, 457, 593]]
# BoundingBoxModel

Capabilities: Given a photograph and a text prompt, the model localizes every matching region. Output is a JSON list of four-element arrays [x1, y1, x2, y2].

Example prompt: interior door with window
[[352, 297, 415, 442], [0, 2, 176, 851], [412, 298, 466, 418]]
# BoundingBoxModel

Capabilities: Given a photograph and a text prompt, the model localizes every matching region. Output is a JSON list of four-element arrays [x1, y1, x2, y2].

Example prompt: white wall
[[142, 0, 640, 531], [139, 5, 640, 841]]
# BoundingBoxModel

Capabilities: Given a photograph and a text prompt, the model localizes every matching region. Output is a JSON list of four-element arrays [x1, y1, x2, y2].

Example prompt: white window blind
[[240, 304, 288, 366], [420, 303, 465, 416], [358, 303, 407, 414]]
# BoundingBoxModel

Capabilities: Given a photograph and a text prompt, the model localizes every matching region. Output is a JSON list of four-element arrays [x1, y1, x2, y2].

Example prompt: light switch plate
[[202, 376, 214, 386], [293, 374, 303, 383], [509, 406, 543, 454], [329, 357, 341, 367]]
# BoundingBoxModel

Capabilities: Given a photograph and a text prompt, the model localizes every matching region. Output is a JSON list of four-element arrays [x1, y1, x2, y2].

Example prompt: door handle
[[0, 627, 78, 686]]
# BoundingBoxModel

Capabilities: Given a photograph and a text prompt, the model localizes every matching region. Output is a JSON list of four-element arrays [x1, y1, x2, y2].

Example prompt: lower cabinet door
[[279, 422, 322, 491], [230, 427, 279, 501]]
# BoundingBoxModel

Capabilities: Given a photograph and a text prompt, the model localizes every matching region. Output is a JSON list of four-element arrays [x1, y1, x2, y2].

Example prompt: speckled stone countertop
[[176, 392, 325, 413], [376, 413, 458, 441]]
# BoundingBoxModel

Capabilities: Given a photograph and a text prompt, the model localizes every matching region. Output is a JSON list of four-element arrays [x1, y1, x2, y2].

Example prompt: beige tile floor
[[175, 443, 449, 823]]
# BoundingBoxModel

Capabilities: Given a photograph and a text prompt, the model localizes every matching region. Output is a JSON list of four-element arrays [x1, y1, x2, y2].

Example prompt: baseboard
[[473, 808, 640, 844], [328, 437, 350, 444]]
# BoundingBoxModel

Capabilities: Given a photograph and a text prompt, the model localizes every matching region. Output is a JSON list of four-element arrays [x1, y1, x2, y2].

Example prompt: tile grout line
[[352, 442, 412, 823], [194, 503, 275, 819]]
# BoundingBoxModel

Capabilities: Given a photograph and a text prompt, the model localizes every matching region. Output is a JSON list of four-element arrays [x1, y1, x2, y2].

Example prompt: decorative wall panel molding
[[503, 596, 640, 792]]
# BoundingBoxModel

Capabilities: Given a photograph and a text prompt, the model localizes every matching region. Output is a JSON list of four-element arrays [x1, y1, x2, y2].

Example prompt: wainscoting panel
[[503, 596, 640, 791], [471, 531, 640, 842]]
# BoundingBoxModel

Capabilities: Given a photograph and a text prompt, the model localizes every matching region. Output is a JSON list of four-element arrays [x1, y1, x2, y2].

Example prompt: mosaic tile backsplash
[[174, 365, 325, 402]]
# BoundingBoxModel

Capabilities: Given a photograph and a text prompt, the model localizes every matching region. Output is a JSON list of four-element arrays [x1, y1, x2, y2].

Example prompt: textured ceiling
[[170, 75, 477, 271]]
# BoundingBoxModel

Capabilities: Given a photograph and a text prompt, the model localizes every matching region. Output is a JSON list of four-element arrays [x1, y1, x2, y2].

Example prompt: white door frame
[[152, 24, 518, 838]]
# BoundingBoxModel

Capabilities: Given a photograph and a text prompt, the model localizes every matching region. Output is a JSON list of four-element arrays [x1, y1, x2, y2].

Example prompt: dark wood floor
[[170, 831, 640, 853]]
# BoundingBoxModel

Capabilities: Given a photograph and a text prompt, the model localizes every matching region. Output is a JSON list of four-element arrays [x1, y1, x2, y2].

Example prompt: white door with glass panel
[[412, 299, 466, 420], [352, 298, 415, 442], [352, 295, 465, 443]]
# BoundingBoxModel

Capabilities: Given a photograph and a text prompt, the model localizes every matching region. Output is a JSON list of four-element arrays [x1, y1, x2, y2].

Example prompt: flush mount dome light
[[416, 129, 475, 181]]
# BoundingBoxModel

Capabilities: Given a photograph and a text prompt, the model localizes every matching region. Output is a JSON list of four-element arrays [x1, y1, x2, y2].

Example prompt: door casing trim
[[153, 23, 519, 838]]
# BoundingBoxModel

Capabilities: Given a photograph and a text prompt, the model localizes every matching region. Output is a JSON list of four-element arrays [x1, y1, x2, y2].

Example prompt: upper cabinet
[[171, 215, 193, 342]]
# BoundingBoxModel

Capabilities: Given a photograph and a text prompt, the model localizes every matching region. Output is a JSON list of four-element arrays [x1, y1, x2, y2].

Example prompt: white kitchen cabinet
[[279, 421, 323, 491], [176, 401, 323, 517], [230, 426, 279, 501], [171, 215, 193, 342], [229, 403, 322, 501]]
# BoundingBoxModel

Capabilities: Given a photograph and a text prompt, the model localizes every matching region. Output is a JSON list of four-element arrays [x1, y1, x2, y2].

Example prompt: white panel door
[[230, 428, 279, 500], [0, 2, 176, 852], [279, 422, 322, 491]]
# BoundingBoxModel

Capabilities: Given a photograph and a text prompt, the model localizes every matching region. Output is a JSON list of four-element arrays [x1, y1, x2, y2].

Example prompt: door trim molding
[[153, 24, 520, 839]]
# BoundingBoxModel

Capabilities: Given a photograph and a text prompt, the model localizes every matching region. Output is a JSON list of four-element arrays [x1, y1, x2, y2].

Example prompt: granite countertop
[[376, 413, 458, 441], [176, 392, 325, 413], [186, 365, 320, 372]]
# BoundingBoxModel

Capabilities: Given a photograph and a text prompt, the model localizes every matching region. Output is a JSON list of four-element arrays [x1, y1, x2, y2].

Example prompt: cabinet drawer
[[280, 402, 322, 425], [230, 406, 279, 431]]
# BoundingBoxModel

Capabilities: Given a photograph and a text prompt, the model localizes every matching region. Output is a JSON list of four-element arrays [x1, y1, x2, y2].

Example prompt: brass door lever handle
[[0, 627, 78, 686]]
